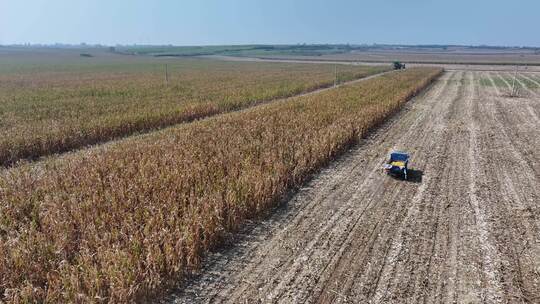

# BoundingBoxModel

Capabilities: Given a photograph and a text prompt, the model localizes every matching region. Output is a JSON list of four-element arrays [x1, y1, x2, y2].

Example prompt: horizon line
[[2, 43, 540, 49]]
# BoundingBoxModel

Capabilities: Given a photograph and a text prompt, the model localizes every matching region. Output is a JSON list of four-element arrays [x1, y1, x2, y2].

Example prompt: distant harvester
[[393, 61, 406, 70]]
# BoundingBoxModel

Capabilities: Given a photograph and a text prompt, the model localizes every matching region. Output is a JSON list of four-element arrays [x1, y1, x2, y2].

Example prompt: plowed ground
[[163, 71, 540, 304]]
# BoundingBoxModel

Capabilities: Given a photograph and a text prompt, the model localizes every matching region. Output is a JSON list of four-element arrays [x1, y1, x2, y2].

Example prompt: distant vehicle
[[393, 61, 406, 70], [383, 151, 409, 180]]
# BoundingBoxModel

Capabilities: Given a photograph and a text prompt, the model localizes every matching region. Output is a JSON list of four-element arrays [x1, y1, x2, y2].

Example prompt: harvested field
[[165, 70, 540, 303], [0, 68, 440, 303], [247, 48, 540, 66], [208, 55, 540, 73], [0, 52, 387, 167]]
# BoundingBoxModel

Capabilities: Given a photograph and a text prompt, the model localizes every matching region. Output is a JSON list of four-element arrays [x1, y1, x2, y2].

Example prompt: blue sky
[[1, 0, 538, 46]]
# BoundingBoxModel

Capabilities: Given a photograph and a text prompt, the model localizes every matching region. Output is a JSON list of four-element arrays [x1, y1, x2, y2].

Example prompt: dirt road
[[162, 71, 540, 303], [206, 55, 540, 73]]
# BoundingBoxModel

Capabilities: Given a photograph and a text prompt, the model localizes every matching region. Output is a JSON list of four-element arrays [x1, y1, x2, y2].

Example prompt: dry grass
[[0, 67, 442, 303], [0, 57, 387, 167]]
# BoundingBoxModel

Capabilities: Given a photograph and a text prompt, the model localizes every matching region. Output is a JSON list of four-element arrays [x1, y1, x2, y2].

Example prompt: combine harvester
[[383, 151, 409, 180], [393, 61, 406, 70]]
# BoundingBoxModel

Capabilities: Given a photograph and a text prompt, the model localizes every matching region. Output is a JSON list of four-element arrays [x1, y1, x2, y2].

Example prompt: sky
[[1, 0, 539, 47]]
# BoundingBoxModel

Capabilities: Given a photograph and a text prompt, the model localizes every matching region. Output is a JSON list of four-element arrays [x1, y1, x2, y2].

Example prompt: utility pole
[[165, 64, 169, 87], [334, 64, 337, 87]]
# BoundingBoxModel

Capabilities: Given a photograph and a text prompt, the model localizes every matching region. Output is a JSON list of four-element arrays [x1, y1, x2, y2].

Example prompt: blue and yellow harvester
[[383, 151, 409, 180]]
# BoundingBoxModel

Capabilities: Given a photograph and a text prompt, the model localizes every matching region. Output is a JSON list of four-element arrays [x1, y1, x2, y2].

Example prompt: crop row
[[0, 59, 387, 166], [0, 67, 443, 303]]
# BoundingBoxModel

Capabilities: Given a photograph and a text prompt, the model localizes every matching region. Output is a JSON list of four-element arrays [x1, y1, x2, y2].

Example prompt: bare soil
[[161, 71, 540, 303], [207, 55, 540, 73], [232, 49, 540, 66]]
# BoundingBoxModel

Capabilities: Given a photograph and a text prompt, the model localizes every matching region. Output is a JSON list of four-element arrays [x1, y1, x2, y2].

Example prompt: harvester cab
[[383, 151, 409, 180]]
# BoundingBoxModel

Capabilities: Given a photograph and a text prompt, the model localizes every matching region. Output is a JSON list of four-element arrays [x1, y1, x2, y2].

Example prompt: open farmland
[[0, 67, 440, 303], [115, 44, 540, 66], [0, 48, 388, 166], [163, 69, 540, 304], [238, 47, 540, 66]]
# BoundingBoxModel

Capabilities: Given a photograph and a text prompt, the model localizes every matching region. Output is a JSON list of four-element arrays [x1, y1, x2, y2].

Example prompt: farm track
[[208, 55, 540, 73], [162, 71, 540, 303], [241, 69, 394, 107]]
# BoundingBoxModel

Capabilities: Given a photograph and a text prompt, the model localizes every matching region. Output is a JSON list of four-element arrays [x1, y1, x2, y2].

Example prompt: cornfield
[[0, 67, 442, 303], [0, 57, 387, 167]]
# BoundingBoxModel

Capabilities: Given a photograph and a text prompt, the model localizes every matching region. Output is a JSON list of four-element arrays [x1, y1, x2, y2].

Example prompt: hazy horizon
[[2, 0, 539, 47], [2, 43, 539, 49]]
